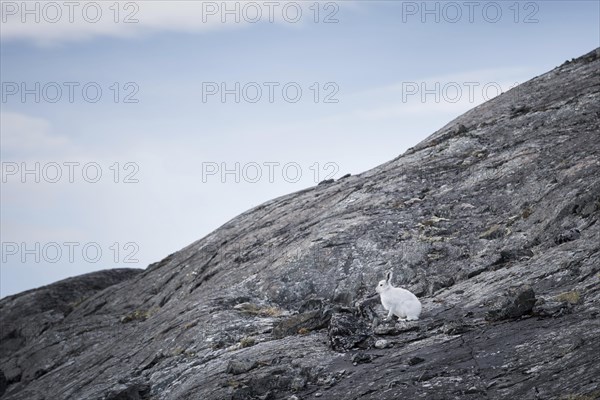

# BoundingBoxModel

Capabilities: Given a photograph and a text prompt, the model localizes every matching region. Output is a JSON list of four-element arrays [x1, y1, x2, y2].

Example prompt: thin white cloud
[[0, 1, 335, 45], [0, 111, 76, 158]]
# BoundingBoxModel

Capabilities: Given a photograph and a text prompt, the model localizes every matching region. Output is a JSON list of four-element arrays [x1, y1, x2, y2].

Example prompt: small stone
[[533, 296, 575, 318], [318, 179, 334, 186], [455, 124, 468, 134], [479, 225, 504, 240], [315, 393, 322, 398], [226, 359, 257, 375], [465, 386, 480, 394], [290, 377, 306, 391], [374, 339, 390, 349], [404, 197, 423, 206], [351, 352, 374, 365], [442, 321, 470, 335], [554, 228, 581, 245], [493, 248, 534, 266], [373, 325, 396, 335], [407, 356, 425, 366]]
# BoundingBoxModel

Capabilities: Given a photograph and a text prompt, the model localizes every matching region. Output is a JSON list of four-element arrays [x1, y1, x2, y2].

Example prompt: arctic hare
[[376, 270, 422, 321]]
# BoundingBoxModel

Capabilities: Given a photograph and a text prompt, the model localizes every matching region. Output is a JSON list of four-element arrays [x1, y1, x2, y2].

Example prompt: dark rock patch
[[486, 285, 537, 321], [328, 312, 373, 351], [554, 228, 581, 245], [104, 383, 151, 400], [0, 371, 7, 397], [272, 308, 332, 339], [407, 356, 425, 366], [351, 352, 376, 365], [318, 179, 335, 186]]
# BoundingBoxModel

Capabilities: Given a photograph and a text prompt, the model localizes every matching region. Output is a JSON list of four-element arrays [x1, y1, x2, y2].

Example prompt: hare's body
[[376, 271, 421, 321]]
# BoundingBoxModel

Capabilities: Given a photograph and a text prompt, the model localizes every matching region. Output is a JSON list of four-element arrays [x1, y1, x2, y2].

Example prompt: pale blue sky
[[1, 1, 599, 297]]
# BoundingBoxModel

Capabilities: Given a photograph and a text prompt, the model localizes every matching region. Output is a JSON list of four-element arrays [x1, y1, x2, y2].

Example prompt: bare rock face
[[0, 269, 142, 397], [1, 48, 599, 400]]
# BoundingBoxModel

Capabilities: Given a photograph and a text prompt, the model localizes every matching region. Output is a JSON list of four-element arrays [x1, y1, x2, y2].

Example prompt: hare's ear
[[385, 270, 392, 283]]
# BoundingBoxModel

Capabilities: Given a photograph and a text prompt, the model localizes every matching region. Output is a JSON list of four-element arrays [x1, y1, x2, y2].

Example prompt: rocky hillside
[[1, 48, 599, 400]]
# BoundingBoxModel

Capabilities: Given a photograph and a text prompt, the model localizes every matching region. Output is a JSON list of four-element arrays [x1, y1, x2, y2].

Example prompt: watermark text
[[2, 241, 139, 264], [1, 82, 140, 103], [201, 161, 340, 183], [2, 162, 140, 184]]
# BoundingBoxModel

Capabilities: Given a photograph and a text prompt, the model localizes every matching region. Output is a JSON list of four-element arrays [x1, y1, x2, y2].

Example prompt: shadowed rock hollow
[[1, 48, 599, 400]]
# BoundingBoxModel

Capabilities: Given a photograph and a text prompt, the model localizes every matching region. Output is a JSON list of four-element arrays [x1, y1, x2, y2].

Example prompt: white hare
[[376, 270, 422, 321]]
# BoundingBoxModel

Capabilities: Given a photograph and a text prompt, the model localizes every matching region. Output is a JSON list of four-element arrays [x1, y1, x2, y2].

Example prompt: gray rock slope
[[1, 48, 599, 400]]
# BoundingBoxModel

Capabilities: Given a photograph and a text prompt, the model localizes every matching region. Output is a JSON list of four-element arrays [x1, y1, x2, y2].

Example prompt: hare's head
[[376, 270, 393, 294]]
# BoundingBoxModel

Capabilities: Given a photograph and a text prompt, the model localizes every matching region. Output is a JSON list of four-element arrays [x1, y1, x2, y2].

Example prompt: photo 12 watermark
[[201, 82, 340, 104], [200, 1, 340, 24], [1, 1, 140, 24], [400, 1, 540, 24], [201, 161, 341, 184], [1, 241, 140, 264], [1, 82, 140, 103], [1, 162, 140, 184], [400, 80, 521, 103]]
